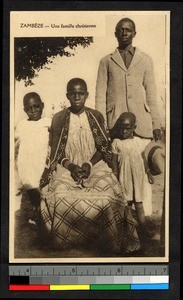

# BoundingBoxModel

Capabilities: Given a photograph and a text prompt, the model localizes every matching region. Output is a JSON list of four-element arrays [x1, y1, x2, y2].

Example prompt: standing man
[[95, 17, 161, 141]]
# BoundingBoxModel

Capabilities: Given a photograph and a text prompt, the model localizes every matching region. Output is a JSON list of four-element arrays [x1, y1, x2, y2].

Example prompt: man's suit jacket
[[95, 48, 161, 138]]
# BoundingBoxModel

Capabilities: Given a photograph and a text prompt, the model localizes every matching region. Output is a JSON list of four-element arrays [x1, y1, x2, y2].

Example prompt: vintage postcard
[[9, 10, 170, 263]]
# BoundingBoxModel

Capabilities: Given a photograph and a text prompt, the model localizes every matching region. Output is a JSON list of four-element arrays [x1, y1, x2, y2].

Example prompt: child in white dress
[[111, 112, 154, 239], [15, 92, 51, 223]]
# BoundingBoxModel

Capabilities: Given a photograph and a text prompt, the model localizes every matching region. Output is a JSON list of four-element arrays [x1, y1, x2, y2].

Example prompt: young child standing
[[15, 92, 51, 223], [111, 112, 154, 239]]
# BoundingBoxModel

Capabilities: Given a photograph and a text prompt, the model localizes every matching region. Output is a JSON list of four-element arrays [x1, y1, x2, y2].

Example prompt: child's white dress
[[15, 117, 51, 190], [112, 137, 152, 216]]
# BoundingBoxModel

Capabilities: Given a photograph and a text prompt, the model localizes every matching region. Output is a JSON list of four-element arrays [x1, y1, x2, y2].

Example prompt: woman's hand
[[68, 163, 83, 182], [81, 163, 91, 179], [68, 162, 91, 182], [40, 185, 49, 198]]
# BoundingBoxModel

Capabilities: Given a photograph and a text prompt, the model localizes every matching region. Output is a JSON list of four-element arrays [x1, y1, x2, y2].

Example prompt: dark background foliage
[[14, 37, 93, 86]]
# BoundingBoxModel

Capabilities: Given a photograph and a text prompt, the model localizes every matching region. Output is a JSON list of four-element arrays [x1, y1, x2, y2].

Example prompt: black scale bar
[[9, 276, 30, 285]]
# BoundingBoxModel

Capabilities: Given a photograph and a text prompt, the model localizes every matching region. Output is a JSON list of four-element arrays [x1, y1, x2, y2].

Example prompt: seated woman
[[39, 78, 140, 256]]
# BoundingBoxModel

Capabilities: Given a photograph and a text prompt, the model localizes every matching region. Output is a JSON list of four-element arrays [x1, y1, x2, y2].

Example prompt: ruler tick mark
[[9, 264, 169, 282]]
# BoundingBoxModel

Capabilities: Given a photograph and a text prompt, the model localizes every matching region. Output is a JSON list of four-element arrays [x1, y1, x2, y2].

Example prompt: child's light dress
[[15, 117, 51, 190], [112, 137, 152, 216]]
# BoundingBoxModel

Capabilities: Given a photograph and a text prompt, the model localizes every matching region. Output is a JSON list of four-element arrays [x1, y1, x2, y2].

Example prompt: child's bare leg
[[127, 201, 138, 226], [27, 189, 41, 223], [134, 202, 154, 238], [134, 202, 146, 224], [27, 188, 40, 210], [27, 189, 46, 242]]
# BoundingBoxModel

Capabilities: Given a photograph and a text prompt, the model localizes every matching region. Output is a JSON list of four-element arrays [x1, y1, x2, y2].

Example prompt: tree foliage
[[15, 37, 93, 86]]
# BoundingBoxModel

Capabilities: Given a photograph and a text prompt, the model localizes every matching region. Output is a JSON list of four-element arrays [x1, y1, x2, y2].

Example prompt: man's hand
[[147, 170, 154, 184], [81, 163, 91, 179], [153, 129, 161, 141]]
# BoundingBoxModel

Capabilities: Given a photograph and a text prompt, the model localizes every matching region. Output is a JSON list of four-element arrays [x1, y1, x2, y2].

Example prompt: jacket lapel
[[110, 47, 144, 71], [110, 48, 127, 71], [127, 47, 144, 71]]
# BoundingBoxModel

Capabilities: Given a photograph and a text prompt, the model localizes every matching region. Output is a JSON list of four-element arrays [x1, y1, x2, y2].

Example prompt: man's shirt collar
[[118, 44, 135, 55]]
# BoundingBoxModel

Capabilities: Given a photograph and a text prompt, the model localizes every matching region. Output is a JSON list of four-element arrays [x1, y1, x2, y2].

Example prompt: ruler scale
[[9, 265, 169, 291]]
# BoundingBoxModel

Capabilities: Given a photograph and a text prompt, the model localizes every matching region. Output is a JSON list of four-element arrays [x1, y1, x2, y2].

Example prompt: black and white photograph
[[10, 11, 169, 263]]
